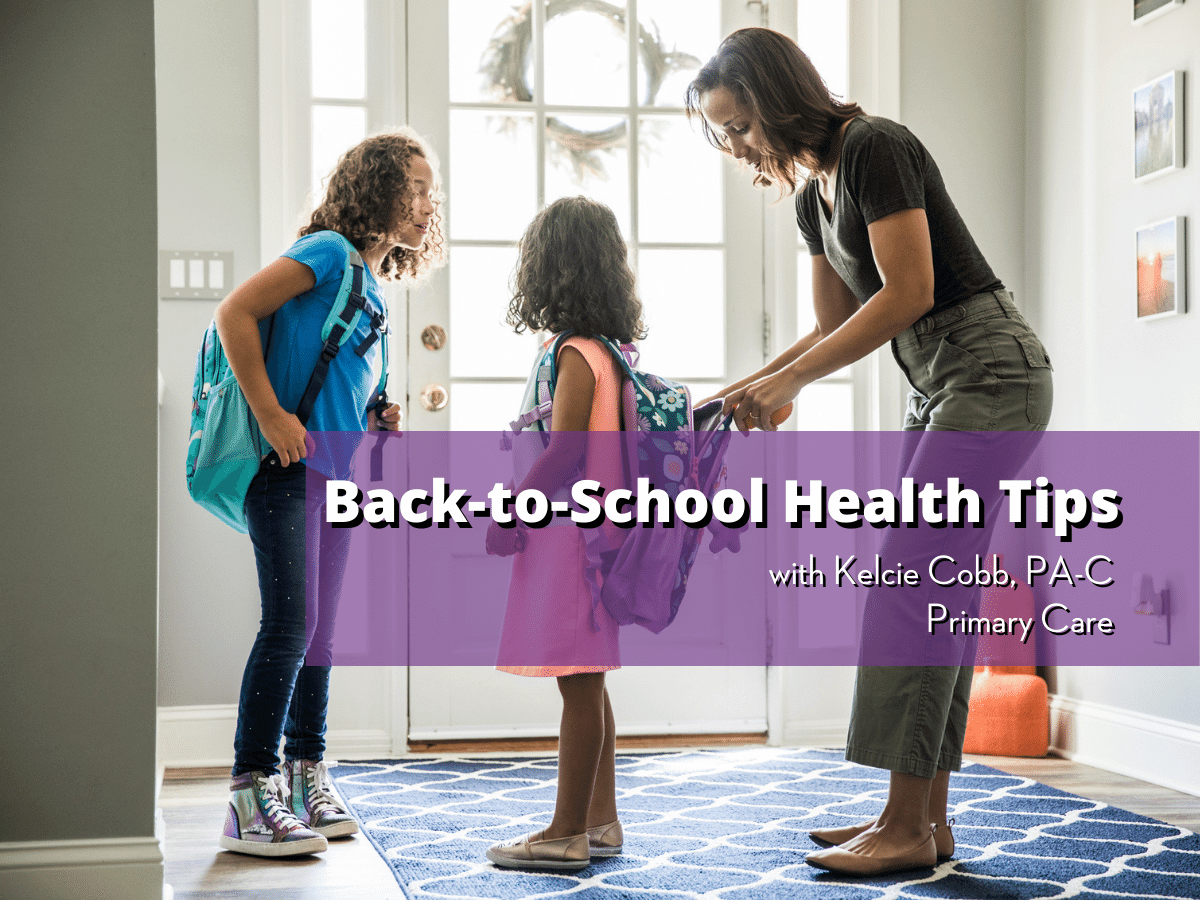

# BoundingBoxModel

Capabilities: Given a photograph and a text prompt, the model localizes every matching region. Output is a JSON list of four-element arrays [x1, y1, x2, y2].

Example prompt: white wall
[[899, 0, 1028, 311], [157, 0, 264, 708], [1027, 0, 1200, 746]]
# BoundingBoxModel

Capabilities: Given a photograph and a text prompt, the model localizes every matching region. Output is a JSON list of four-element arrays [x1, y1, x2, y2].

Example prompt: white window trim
[[258, 0, 407, 267]]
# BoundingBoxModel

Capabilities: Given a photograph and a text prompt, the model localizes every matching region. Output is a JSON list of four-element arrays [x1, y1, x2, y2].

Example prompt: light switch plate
[[160, 250, 234, 299], [1155, 588, 1171, 645]]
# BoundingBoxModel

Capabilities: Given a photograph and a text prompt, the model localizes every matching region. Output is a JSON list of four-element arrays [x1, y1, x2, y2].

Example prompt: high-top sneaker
[[219, 771, 328, 857], [284, 759, 360, 838]]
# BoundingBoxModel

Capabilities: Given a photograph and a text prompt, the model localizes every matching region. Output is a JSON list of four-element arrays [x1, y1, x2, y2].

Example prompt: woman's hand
[[724, 369, 804, 433], [368, 402, 403, 432], [259, 407, 310, 466]]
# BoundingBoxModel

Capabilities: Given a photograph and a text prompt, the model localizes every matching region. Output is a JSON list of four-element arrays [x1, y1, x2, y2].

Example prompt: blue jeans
[[232, 455, 350, 777]]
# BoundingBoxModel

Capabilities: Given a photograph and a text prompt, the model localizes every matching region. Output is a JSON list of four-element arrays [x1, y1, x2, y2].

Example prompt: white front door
[[270, 0, 860, 750], [404, 0, 771, 742]]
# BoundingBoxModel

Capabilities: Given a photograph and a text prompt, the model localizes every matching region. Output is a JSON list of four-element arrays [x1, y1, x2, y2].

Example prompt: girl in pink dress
[[484, 197, 645, 871]]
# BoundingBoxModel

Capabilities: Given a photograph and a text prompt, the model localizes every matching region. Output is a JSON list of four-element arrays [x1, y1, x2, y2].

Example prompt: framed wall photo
[[1136, 217, 1186, 319], [1133, 70, 1184, 182], [1134, 0, 1185, 23]]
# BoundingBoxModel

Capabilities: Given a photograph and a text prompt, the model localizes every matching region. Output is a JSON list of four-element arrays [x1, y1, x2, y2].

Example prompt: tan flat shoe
[[486, 829, 590, 870], [805, 829, 937, 876], [809, 819, 955, 861], [587, 820, 623, 857]]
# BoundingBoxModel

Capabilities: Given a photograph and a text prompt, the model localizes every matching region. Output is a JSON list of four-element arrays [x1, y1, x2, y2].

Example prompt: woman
[[687, 28, 1052, 876]]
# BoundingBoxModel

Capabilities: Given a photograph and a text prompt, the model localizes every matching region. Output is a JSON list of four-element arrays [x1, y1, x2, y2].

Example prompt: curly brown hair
[[301, 127, 447, 283], [685, 28, 864, 197], [507, 197, 646, 344]]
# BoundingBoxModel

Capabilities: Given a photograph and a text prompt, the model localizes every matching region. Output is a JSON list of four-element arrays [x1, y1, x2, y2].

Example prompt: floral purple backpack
[[502, 332, 741, 634]]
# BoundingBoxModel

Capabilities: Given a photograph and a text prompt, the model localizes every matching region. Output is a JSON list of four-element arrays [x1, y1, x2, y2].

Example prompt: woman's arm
[[723, 207, 935, 430], [214, 257, 316, 465], [485, 345, 595, 555]]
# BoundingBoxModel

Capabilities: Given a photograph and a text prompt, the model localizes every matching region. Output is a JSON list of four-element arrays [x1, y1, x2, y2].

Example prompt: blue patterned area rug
[[330, 748, 1199, 900]]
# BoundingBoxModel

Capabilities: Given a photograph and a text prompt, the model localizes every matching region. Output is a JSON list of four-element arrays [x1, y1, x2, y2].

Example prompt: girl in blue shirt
[[213, 128, 445, 857]]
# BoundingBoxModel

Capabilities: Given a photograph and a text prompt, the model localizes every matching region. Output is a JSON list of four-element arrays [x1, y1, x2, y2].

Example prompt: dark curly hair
[[685, 28, 863, 197], [301, 127, 446, 284], [507, 197, 646, 343]]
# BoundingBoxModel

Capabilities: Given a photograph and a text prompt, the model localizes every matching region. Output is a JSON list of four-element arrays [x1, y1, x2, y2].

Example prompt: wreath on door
[[480, 1, 699, 177]]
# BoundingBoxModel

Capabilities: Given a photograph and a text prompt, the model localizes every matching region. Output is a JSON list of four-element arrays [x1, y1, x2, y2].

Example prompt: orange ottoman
[[962, 555, 1050, 757], [963, 667, 1050, 757]]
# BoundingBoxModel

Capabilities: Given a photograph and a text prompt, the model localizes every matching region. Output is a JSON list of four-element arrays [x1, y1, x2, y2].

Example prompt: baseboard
[[1049, 694, 1200, 797], [406, 719, 769, 743], [0, 837, 163, 900], [157, 705, 393, 768], [777, 718, 849, 749]]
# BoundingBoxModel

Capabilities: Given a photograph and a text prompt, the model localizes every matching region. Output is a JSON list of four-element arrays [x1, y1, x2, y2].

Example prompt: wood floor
[[160, 748, 1200, 900]]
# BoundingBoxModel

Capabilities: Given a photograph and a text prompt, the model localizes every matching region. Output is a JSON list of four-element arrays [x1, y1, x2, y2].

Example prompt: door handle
[[420, 383, 448, 411], [421, 324, 447, 351]]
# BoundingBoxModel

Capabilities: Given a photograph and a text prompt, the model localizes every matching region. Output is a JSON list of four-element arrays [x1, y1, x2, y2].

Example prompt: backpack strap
[[293, 235, 372, 427], [506, 331, 574, 435]]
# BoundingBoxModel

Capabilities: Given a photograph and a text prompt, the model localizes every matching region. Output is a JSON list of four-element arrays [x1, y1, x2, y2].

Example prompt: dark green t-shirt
[[795, 115, 1003, 311]]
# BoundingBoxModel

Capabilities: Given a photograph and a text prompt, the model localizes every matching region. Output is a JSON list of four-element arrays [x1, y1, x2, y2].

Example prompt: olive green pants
[[846, 290, 1053, 778]]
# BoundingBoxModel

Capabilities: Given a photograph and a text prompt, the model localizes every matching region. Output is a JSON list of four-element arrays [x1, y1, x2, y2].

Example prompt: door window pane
[[450, 382, 528, 432], [449, 0, 533, 104], [794, 381, 854, 430], [310, 0, 366, 99], [636, 248, 724, 379], [449, 111, 537, 241], [638, 115, 723, 243], [636, 0, 719, 107], [797, 0, 848, 100], [311, 105, 367, 201], [449, 246, 536, 379], [543, 2, 629, 107], [544, 114, 630, 237]]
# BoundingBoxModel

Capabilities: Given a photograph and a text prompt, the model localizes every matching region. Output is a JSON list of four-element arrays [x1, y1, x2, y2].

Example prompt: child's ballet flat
[[486, 829, 590, 870], [587, 820, 623, 857]]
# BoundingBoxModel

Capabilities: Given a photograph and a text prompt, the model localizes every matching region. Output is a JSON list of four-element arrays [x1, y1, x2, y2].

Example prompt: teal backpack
[[186, 234, 388, 532]]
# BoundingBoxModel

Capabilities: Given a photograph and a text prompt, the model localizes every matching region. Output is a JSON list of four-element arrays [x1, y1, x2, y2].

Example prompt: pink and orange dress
[[496, 336, 624, 677]]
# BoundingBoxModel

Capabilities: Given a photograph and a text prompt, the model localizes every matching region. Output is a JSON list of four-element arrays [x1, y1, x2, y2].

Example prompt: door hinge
[[762, 311, 771, 359], [746, 0, 770, 27]]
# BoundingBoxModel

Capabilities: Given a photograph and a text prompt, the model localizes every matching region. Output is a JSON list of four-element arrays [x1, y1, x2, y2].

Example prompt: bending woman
[[687, 28, 1052, 876]]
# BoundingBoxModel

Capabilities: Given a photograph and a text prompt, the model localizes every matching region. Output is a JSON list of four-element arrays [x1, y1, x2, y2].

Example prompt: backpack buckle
[[320, 334, 341, 361]]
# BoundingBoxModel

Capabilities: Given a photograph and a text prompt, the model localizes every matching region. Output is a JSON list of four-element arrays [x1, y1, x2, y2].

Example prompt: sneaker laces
[[258, 773, 303, 829], [305, 761, 347, 816]]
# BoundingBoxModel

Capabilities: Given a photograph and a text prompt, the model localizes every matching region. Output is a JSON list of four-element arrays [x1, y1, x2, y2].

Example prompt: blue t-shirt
[[261, 230, 385, 440]]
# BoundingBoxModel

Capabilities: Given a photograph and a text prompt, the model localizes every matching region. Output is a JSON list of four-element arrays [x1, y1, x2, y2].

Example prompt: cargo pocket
[[1015, 333, 1053, 426]]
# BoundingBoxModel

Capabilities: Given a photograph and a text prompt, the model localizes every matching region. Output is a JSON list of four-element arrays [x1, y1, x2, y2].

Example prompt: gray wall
[[1027, 0, 1200, 724], [1, 0, 159, 842], [157, 0, 264, 706]]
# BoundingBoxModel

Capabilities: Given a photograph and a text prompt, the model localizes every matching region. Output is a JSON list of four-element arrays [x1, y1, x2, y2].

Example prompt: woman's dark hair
[[685, 27, 864, 196], [301, 127, 447, 283], [507, 197, 646, 343]]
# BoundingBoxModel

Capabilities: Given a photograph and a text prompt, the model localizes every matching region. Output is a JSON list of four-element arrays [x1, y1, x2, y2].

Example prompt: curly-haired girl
[[213, 127, 445, 858], [484, 197, 644, 871]]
